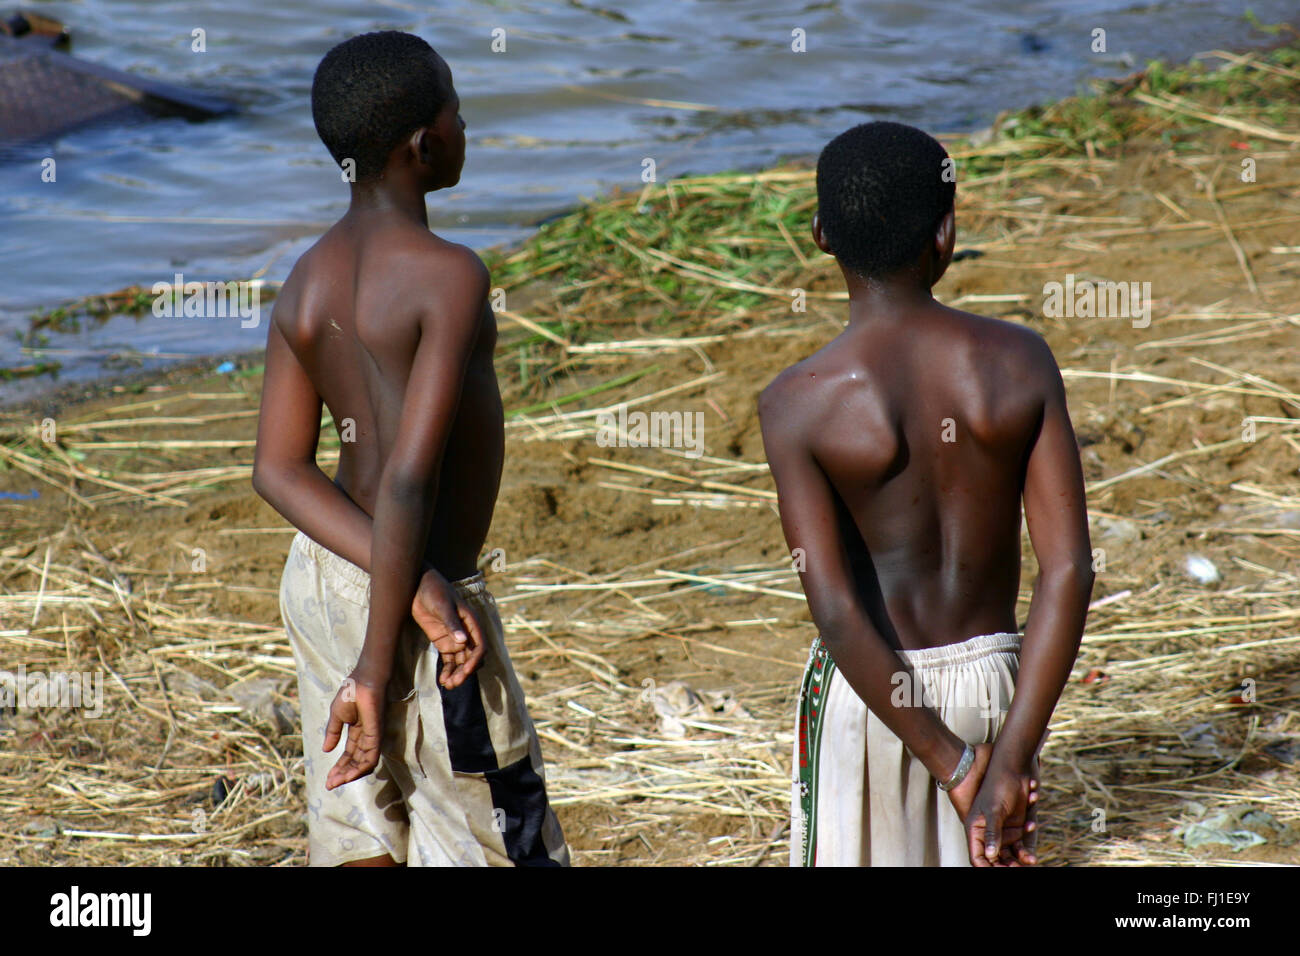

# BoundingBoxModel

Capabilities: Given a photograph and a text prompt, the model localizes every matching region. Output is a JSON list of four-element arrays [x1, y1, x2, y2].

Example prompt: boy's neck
[[841, 266, 936, 324], [346, 178, 431, 228]]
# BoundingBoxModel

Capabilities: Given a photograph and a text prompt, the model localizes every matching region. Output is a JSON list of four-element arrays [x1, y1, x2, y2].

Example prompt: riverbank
[[7, 0, 1298, 379], [2, 42, 1298, 865]]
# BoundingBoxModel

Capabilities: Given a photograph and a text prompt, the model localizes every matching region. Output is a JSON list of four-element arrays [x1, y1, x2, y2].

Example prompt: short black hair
[[311, 31, 451, 181], [815, 121, 955, 280]]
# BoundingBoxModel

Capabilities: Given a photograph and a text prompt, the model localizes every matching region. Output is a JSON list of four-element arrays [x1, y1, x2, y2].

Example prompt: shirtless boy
[[760, 122, 1094, 867], [253, 31, 568, 867]]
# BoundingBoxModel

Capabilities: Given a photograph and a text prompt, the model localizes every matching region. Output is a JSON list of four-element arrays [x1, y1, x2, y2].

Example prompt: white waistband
[[894, 632, 1022, 668]]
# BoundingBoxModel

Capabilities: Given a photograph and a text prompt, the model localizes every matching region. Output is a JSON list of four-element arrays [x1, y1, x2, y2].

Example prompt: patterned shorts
[[279, 531, 570, 867]]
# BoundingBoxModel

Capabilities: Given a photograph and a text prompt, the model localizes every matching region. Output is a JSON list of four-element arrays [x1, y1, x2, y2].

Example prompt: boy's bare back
[[254, 33, 542, 808], [762, 298, 1081, 651], [764, 122, 1093, 864], [271, 216, 502, 581]]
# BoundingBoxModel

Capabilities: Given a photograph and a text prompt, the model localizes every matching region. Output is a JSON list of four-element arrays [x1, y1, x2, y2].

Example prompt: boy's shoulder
[[954, 309, 1062, 389], [355, 225, 489, 295], [759, 309, 1059, 431], [393, 234, 490, 323], [758, 351, 825, 414], [949, 305, 1052, 348], [849, 305, 1061, 390], [281, 226, 488, 311], [270, 228, 491, 357], [758, 341, 864, 440], [395, 229, 487, 278]]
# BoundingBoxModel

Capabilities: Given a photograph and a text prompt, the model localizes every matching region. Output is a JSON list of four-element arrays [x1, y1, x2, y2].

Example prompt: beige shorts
[[792, 632, 1022, 867], [280, 531, 570, 867]]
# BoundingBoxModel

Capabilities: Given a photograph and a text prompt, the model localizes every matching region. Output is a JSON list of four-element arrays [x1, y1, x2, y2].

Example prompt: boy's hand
[[412, 569, 486, 689], [965, 757, 1040, 866], [323, 676, 386, 790], [944, 742, 993, 823], [946, 744, 1034, 865]]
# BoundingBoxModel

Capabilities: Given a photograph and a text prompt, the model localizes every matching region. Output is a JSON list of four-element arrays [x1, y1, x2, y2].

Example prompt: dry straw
[[1, 42, 1298, 865]]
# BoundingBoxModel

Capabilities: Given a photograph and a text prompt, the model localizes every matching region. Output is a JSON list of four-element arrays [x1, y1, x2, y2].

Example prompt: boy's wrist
[[917, 730, 966, 782], [988, 737, 1036, 776], [350, 660, 391, 688]]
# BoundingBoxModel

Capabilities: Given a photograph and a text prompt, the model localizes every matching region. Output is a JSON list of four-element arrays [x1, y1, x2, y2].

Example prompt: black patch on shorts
[[485, 755, 561, 866], [437, 666, 498, 774]]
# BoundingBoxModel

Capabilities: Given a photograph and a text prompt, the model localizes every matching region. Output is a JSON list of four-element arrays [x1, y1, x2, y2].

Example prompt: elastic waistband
[[293, 532, 488, 596], [894, 632, 1022, 668]]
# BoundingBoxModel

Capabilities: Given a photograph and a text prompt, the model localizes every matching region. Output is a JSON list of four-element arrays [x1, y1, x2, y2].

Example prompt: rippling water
[[0, 0, 1291, 400]]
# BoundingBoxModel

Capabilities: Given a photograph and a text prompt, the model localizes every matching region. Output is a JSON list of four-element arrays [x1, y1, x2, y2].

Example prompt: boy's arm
[[322, 248, 490, 791], [995, 346, 1093, 770], [350, 247, 491, 690], [252, 279, 488, 702], [967, 341, 1094, 864], [759, 384, 969, 786], [253, 312, 375, 571]]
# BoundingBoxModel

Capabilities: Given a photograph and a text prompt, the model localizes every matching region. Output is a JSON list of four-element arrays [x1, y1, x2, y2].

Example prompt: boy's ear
[[931, 206, 955, 285], [409, 126, 441, 167], [811, 212, 833, 255]]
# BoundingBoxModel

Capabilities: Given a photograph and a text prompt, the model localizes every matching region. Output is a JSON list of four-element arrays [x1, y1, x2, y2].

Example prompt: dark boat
[[0, 10, 235, 145]]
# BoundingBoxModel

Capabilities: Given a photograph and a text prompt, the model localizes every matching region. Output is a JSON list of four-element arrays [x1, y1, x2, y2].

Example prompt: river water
[[0, 0, 1292, 401]]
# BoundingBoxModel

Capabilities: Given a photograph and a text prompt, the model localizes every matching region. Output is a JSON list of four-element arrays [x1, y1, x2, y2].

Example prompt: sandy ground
[[2, 61, 1298, 865]]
